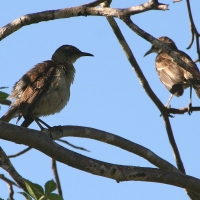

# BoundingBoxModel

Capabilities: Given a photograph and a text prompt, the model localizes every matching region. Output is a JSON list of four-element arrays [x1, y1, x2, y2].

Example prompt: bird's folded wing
[[17, 61, 57, 119], [156, 52, 185, 90]]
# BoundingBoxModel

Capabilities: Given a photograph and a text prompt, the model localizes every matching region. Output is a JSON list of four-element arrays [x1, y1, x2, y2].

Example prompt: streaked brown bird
[[1, 45, 93, 129], [144, 36, 200, 113]]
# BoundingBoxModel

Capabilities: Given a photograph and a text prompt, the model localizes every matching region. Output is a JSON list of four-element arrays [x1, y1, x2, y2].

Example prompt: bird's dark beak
[[144, 47, 153, 57], [81, 52, 94, 57]]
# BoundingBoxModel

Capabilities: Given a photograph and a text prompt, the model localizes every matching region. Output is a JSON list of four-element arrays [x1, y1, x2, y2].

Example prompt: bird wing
[[175, 50, 200, 98], [175, 50, 200, 80], [16, 61, 57, 120], [156, 52, 186, 91]]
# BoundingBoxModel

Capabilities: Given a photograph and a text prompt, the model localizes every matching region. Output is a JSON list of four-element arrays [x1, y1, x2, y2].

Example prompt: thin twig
[[0, 174, 19, 187], [194, 58, 200, 63], [168, 106, 200, 115], [1, 123, 200, 193], [57, 139, 90, 152], [8, 147, 32, 158], [52, 159, 62, 197], [0, 174, 19, 200], [0, 87, 8, 89], [8, 183, 14, 200], [0, 147, 26, 192], [185, 0, 200, 61]]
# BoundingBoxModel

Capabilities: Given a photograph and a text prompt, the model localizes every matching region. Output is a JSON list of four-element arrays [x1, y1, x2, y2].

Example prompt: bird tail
[[0, 106, 18, 123], [193, 85, 200, 98]]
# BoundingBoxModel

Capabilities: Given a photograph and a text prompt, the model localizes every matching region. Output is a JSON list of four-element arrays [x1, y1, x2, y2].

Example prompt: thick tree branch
[[0, 1, 168, 41], [51, 126, 178, 172], [0, 122, 200, 193]]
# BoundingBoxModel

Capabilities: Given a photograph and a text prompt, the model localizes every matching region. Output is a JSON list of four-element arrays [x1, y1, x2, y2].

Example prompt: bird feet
[[187, 102, 192, 115]]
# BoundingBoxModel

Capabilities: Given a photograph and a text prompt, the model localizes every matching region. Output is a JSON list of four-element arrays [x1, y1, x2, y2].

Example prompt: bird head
[[52, 45, 94, 64], [144, 36, 178, 57]]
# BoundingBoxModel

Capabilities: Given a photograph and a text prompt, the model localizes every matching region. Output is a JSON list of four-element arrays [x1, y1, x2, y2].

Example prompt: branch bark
[[0, 122, 200, 193], [0, 1, 168, 41]]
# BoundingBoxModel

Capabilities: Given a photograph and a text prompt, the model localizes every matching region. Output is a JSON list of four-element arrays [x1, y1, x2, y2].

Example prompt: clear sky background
[[0, 1, 200, 200]]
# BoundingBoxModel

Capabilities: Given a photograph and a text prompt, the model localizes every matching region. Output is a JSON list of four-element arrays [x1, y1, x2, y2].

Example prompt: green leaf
[[45, 180, 57, 194], [0, 91, 9, 101], [24, 179, 44, 200], [38, 195, 45, 200], [18, 192, 32, 200], [45, 193, 63, 200]]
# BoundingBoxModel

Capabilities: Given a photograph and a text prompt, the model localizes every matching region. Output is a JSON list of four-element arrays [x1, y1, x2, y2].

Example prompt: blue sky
[[0, 1, 200, 199]]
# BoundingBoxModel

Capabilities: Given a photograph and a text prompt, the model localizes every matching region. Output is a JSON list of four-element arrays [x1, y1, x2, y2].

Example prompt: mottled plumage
[[1, 45, 93, 128], [144, 36, 200, 108]]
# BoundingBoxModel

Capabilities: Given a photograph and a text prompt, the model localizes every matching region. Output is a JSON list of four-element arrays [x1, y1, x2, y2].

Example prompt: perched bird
[[144, 36, 200, 112], [1, 45, 93, 128]]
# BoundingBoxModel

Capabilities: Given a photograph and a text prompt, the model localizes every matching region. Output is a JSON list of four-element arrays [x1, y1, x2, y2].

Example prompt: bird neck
[[61, 63, 76, 84], [52, 52, 73, 64]]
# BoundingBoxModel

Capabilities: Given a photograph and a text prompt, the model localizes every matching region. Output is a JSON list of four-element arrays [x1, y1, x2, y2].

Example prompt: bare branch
[[51, 125, 178, 172], [185, 0, 200, 61], [58, 139, 90, 152], [8, 147, 32, 158], [101, 13, 185, 174], [103, 14, 199, 199], [0, 122, 200, 193], [104, 17, 166, 114], [7, 139, 88, 159], [0, 174, 19, 187], [2, 121, 179, 173], [0, 1, 168, 41], [0, 174, 20, 200], [0, 147, 26, 192], [52, 159, 62, 197], [168, 106, 200, 115]]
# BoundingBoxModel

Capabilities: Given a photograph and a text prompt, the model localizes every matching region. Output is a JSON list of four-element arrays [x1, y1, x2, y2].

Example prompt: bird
[[144, 36, 200, 113], [1, 45, 94, 129]]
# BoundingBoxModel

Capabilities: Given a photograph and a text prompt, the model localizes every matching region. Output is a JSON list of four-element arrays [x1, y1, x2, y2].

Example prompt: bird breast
[[32, 66, 74, 117]]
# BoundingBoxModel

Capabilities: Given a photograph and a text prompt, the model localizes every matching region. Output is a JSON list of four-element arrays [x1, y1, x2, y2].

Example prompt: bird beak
[[144, 47, 153, 57], [81, 52, 94, 57]]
